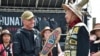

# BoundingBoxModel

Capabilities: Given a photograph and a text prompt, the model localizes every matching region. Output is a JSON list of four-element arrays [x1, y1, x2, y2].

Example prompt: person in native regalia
[[62, 0, 90, 56]]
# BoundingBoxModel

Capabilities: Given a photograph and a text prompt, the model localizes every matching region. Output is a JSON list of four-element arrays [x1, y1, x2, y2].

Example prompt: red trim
[[69, 18, 81, 28]]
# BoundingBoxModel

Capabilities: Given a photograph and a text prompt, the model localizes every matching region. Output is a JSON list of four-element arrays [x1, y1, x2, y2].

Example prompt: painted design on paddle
[[41, 30, 60, 55]]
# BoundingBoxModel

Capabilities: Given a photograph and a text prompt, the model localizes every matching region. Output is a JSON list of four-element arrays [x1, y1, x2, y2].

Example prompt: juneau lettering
[[0, 17, 22, 26]]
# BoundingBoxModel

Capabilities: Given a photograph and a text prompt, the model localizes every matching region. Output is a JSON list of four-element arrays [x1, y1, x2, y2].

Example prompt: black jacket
[[13, 28, 42, 56], [77, 26, 89, 56], [90, 38, 100, 53]]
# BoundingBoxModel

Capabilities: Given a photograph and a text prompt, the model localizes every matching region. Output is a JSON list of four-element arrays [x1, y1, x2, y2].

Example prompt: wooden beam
[[14, 0, 16, 6], [35, 0, 39, 8], [48, 0, 51, 7], [7, 0, 9, 5], [21, 0, 23, 6], [0, 0, 1, 6], [28, 0, 30, 6], [41, 0, 45, 7]]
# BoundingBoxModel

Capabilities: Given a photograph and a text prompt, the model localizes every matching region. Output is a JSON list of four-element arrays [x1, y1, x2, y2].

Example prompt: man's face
[[95, 30, 100, 37], [65, 9, 74, 23], [23, 17, 35, 28]]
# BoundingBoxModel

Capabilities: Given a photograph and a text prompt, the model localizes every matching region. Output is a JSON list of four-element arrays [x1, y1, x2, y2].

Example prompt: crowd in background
[[0, 10, 100, 56], [33, 16, 59, 32], [0, 10, 63, 56]]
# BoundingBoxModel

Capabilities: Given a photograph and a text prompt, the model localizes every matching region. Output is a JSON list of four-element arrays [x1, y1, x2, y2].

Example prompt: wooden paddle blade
[[40, 27, 61, 56]]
